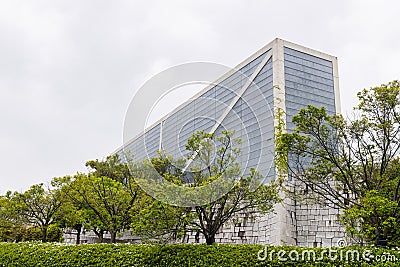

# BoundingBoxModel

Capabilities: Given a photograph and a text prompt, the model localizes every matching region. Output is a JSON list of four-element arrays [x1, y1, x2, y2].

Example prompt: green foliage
[[342, 190, 399, 246], [5, 184, 62, 242], [57, 155, 147, 243], [23, 224, 63, 242], [131, 200, 192, 243], [274, 87, 289, 181], [0, 243, 399, 266], [85, 154, 133, 186], [134, 130, 280, 245], [183, 130, 280, 244], [0, 194, 24, 242], [0, 186, 63, 243], [51, 175, 89, 244], [276, 80, 400, 246], [0, 221, 62, 243]]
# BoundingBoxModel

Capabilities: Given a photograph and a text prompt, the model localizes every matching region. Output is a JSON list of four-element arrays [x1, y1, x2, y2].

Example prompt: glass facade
[[284, 47, 336, 132], [118, 41, 337, 184]]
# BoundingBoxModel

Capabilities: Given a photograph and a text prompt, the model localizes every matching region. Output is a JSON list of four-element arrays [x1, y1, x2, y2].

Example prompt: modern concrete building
[[73, 38, 344, 247]]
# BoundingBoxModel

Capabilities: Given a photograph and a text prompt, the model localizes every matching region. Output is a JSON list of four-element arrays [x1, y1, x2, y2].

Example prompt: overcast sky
[[0, 0, 399, 193]]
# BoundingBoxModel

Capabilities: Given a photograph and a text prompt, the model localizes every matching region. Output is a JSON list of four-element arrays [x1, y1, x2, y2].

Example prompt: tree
[[131, 200, 192, 243], [186, 130, 280, 244], [0, 194, 25, 242], [276, 80, 400, 245], [137, 130, 280, 245], [22, 224, 63, 242], [85, 154, 133, 186], [342, 190, 399, 246], [10, 183, 62, 242], [56, 201, 86, 244], [52, 176, 87, 244], [130, 153, 192, 243], [60, 155, 145, 243]]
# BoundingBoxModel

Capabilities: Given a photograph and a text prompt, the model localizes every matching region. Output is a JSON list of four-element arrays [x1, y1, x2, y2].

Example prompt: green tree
[[342, 190, 399, 246], [23, 224, 63, 242], [52, 176, 87, 244], [136, 130, 280, 245], [130, 153, 192, 243], [10, 183, 62, 242], [276, 80, 400, 245], [131, 200, 191, 243], [0, 194, 25, 242], [60, 155, 145, 243]]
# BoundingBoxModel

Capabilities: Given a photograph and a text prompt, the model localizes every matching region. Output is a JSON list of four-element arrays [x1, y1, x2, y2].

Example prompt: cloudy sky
[[0, 0, 399, 193]]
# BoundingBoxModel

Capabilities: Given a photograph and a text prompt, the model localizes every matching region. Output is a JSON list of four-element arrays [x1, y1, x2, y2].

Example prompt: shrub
[[0, 243, 399, 266]]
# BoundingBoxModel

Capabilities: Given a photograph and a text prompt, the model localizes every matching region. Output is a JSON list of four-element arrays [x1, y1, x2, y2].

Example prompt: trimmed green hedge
[[0, 242, 399, 266]]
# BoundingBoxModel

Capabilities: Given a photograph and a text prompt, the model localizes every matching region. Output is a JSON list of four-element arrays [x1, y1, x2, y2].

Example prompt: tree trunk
[[41, 226, 48, 242], [205, 234, 215, 245], [110, 230, 117, 243], [75, 224, 82, 245], [94, 229, 104, 243], [99, 230, 104, 243], [374, 213, 383, 246]]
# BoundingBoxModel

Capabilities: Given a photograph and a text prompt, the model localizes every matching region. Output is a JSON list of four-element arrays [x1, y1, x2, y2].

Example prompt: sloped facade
[[112, 38, 344, 247]]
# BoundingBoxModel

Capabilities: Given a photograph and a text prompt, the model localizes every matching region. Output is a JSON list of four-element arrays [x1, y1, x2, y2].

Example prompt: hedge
[[0, 242, 399, 266]]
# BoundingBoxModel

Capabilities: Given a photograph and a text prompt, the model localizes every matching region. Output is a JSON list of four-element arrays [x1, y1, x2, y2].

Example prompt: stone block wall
[[182, 182, 347, 247], [63, 229, 141, 244]]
